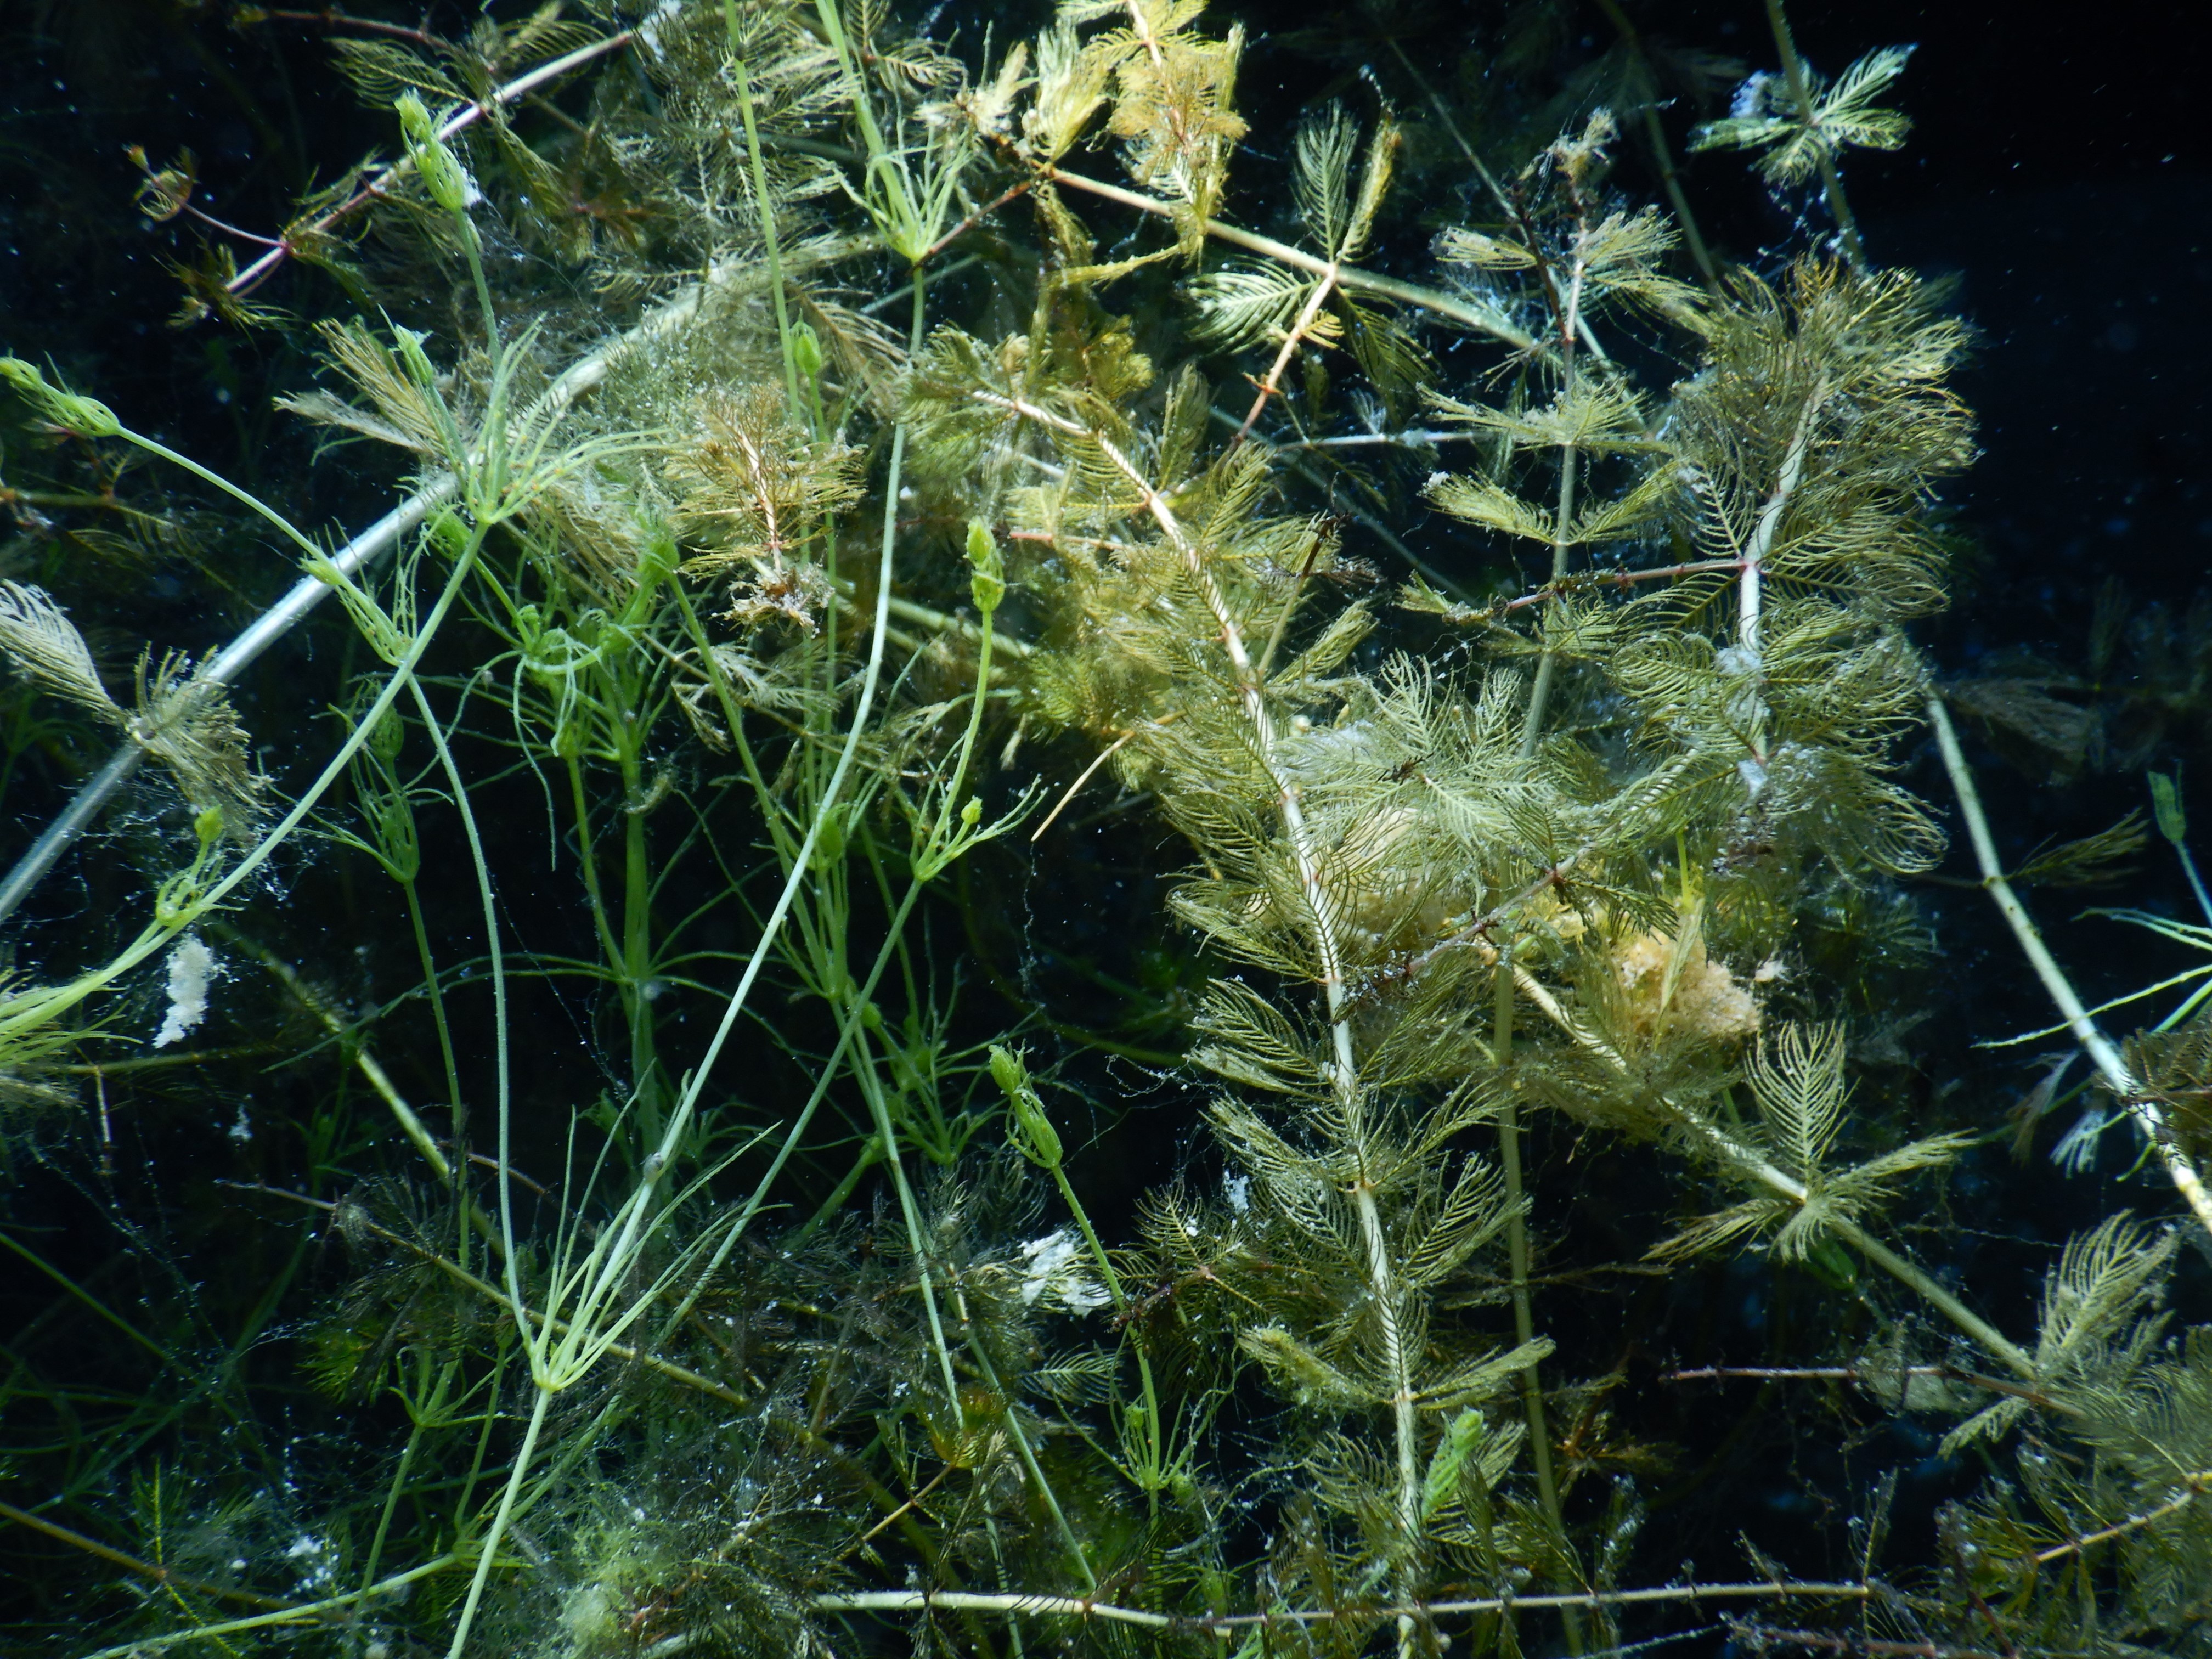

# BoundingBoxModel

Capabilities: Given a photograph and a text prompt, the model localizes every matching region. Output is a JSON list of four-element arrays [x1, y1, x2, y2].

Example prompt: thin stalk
[[566, 756, 625, 983], [647, 264, 926, 1170], [73, 1553, 465, 1659], [1927, 694, 2212, 1239], [239, 1183, 748, 1406], [1736, 380, 1825, 766], [1588, 0, 1724, 291], [407, 676, 515, 1307], [1519, 242, 1588, 758], [1042, 1158, 1166, 1509], [816, 1579, 1874, 1629], [112, 430, 322, 560], [618, 735, 662, 1138], [948, 1279, 1097, 1590], [1494, 941, 1579, 1652], [445, 1383, 551, 1658], [358, 1357, 449, 1593], [1763, 0, 1868, 271], [853, 1031, 963, 1410], [0, 1499, 286, 1612], [723, 4, 802, 416], [401, 881, 466, 1141]]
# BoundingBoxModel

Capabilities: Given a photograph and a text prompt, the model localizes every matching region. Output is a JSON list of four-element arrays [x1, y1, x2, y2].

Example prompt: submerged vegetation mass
[[3, 2, 2212, 1655]]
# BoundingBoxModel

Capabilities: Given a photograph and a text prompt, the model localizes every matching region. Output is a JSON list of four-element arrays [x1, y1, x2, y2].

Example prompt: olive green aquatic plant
[[4, 3, 2212, 1657]]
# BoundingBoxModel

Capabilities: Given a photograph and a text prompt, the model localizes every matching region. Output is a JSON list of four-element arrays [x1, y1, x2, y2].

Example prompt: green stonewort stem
[[792, 1137, 883, 1242], [445, 1380, 551, 1657], [949, 1278, 1098, 1592], [407, 675, 516, 1326], [1493, 941, 1581, 1654], [1763, 0, 1869, 272], [642, 264, 923, 1189], [668, 863, 929, 1319], [913, 599, 996, 878], [1043, 1158, 1167, 1511], [0, 1227, 172, 1367], [648, 267, 930, 1333], [0, 1499, 286, 1612], [358, 1356, 449, 1594], [452, 1341, 506, 1547], [1927, 693, 2212, 1241], [400, 878, 467, 1204], [565, 757, 624, 990], [853, 1023, 964, 1411], [254, 1183, 748, 1406], [722, 9, 802, 418], [618, 735, 663, 1139], [220, 923, 503, 1261], [114, 430, 321, 560], [71, 1553, 465, 1659]]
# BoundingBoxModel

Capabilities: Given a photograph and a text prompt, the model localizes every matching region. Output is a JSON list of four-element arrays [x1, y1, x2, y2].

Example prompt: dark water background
[[3, 0, 2210, 1639]]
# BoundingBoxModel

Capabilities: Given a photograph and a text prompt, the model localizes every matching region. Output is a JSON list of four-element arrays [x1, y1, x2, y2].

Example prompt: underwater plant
[[3, 2, 2211, 1656]]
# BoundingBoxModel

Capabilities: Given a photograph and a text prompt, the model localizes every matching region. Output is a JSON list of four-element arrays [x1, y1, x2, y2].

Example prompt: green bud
[[426, 506, 470, 558], [792, 323, 824, 382], [1, 357, 122, 438], [810, 804, 847, 872], [961, 798, 982, 827], [990, 1045, 1062, 1168], [636, 517, 680, 591], [367, 706, 405, 765], [393, 328, 439, 393], [193, 806, 225, 846], [396, 94, 472, 218], [396, 92, 435, 148], [2151, 771, 2188, 848], [966, 520, 1005, 614]]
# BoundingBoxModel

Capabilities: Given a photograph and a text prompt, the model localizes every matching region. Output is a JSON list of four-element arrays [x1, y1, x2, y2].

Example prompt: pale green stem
[[1763, 0, 1869, 271], [71, 1554, 464, 1659], [116, 430, 321, 560], [407, 676, 516, 1318], [1927, 694, 2212, 1240], [815, 1578, 1874, 1630], [1494, 941, 1579, 1652], [445, 1382, 552, 1656], [1043, 1158, 1166, 1507], [1519, 250, 1588, 759], [723, 3, 801, 416], [949, 1278, 1097, 1590]]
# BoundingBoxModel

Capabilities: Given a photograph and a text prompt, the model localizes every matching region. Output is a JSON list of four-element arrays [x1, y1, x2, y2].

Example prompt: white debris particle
[[154, 933, 219, 1048], [1017, 1229, 1109, 1313]]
